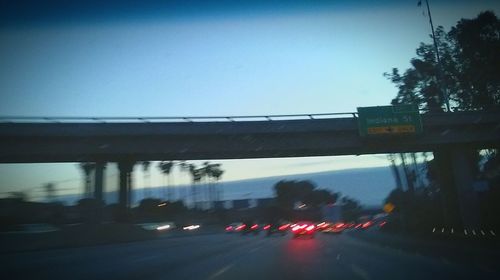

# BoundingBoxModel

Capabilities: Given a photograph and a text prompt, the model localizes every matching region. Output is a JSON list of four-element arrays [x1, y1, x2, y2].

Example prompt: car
[[291, 221, 316, 238], [225, 222, 246, 233], [240, 220, 261, 235], [316, 222, 331, 232], [354, 220, 374, 230], [264, 222, 291, 236], [323, 222, 345, 234], [181, 222, 201, 231]]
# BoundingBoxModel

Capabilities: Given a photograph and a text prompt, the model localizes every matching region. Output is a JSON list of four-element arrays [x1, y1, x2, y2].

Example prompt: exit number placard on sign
[[357, 105, 422, 137]]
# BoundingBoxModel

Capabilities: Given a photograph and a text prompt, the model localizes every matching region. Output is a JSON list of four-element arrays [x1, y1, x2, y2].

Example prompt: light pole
[[421, 0, 451, 112]]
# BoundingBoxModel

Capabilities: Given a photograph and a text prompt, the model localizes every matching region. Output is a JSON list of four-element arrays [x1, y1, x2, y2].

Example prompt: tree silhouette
[[178, 161, 190, 203], [198, 162, 223, 209], [158, 161, 174, 201], [141, 161, 151, 198], [43, 182, 56, 202], [188, 163, 202, 209], [340, 196, 362, 222], [385, 11, 499, 112], [79, 162, 95, 198], [211, 165, 224, 202], [274, 180, 337, 209]]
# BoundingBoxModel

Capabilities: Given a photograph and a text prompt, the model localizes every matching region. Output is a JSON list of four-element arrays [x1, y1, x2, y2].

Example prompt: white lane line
[[350, 264, 371, 280], [490, 230, 496, 236], [207, 264, 234, 280]]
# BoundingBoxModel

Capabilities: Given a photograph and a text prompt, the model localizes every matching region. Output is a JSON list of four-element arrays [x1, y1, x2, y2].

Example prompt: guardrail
[[0, 112, 359, 123]]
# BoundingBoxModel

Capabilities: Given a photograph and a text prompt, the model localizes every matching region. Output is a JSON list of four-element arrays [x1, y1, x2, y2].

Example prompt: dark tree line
[[273, 180, 361, 222], [384, 11, 500, 231], [385, 11, 499, 112]]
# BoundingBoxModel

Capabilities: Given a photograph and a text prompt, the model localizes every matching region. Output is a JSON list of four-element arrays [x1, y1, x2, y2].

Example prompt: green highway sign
[[357, 105, 422, 137]]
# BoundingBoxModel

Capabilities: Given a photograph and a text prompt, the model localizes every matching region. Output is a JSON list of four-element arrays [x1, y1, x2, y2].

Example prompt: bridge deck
[[0, 112, 499, 162]]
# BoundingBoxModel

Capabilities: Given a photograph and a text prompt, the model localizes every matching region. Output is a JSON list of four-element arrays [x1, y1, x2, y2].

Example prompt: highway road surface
[[2, 231, 499, 280]]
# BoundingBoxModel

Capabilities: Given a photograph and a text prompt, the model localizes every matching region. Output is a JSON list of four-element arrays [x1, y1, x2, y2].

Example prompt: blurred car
[[323, 222, 345, 234], [316, 222, 331, 232], [225, 222, 246, 233], [291, 221, 316, 238], [345, 222, 356, 229], [137, 222, 175, 232], [355, 220, 374, 230], [180, 222, 202, 231], [240, 220, 261, 235], [264, 222, 290, 236], [243, 223, 261, 235]]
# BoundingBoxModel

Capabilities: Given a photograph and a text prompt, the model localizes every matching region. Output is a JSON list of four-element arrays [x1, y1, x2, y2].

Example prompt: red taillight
[[251, 224, 258, 230], [362, 221, 372, 228], [306, 225, 315, 231], [236, 225, 246, 231], [278, 224, 290, 231], [292, 226, 300, 232], [263, 225, 271, 230], [225, 226, 233, 231], [379, 221, 387, 227], [335, 223, 344, 228]]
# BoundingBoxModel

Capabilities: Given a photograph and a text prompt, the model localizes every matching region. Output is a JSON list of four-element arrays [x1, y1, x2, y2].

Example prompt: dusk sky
[[1, 0, 499, 200]]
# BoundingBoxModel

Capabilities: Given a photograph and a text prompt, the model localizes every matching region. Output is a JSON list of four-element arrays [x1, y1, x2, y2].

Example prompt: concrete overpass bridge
[[1, 111, 499, 227]]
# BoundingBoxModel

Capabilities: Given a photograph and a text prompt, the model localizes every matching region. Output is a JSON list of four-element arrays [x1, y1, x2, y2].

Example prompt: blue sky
[[0, 0, 498, 200]]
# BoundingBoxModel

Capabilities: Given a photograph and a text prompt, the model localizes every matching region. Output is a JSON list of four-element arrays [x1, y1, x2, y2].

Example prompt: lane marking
[[207, 264, 234, 280]]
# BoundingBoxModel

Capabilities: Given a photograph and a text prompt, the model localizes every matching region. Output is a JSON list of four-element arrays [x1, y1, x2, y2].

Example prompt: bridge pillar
[[118, 161, 135, 208], [93, 162, 106, 203], [450, 148, 480, 229], [434, 147, 479, 229]]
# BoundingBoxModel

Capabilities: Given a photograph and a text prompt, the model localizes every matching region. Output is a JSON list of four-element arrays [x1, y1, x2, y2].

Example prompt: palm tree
[[388, 154, 403, 190], [208, 162, 224, 208], [141, 161, 151, 198], [399, 153, 414, 193], [79, 162, 95, 198], [188, 163, 202, 209], [43, 182, 56, 202], [158, 161, 174, 201], [201, 161, 212, 208], [210, 165, 224, 205], [196, 162, 224, 209], [178, 161, 190, 204]]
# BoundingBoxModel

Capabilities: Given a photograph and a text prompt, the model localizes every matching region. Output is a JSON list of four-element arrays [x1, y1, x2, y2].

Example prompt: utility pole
[[422, 0, 451, 112]]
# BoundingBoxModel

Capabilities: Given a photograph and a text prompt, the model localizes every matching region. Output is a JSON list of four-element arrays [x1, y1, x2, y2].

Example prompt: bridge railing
[[0, 112, 359, 123]]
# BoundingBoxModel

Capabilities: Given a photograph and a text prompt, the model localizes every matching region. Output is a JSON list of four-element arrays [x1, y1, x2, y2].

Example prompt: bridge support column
[[94, 162, 106, 203], [450, 148, 480, 229], [434, 147, 479, 229], [118, 161, 135, 208]]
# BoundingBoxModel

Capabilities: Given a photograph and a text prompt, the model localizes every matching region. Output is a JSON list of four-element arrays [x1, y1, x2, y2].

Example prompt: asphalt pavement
[[2, 231, 499, 280]]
